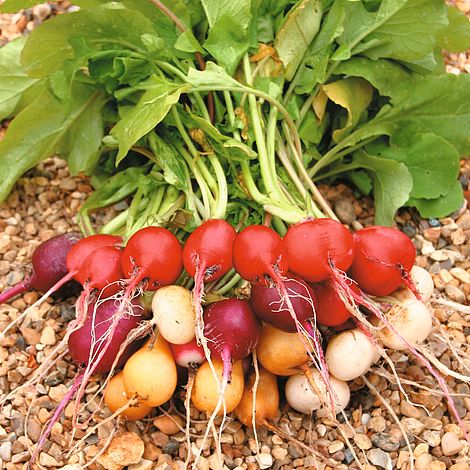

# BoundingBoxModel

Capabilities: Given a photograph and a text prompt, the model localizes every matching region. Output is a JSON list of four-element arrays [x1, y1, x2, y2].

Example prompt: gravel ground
[[1, 3, 470, 470]]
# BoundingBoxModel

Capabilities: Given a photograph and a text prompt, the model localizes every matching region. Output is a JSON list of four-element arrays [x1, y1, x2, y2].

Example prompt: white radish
[[325, 328, 377, 381], [285, 368, 350, 415], [393, 266, 434, 303], [378, 299, 433, 350], [152, 285, 196, 344]]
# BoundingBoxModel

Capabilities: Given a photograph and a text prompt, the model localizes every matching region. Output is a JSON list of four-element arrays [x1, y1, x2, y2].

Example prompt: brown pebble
[[428, 461, 446, 470], [153, 415, 183, 435], [108, 432, 145, 466]]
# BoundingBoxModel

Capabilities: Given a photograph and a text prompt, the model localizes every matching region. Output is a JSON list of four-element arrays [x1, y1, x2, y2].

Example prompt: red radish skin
[[171, 339, 205, 368], [284, 218, 354, 282], [182, 220, 236, 362], [311, 279, 359, 327], [350, 226, 418, 297], [232, 225, 288, 285], [121, 226, 183, 291], [250, 273, 317, 332], [203, 299, 261, 383], [0, 232, 81, 304]]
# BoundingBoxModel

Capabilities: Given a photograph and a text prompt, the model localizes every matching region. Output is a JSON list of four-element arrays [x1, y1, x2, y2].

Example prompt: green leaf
[[437, 5, 470, 53], [21, 4, 157, 78], [0, 37, 42, 120], [345, 73, 470, 155], [202, 0, 252, 74], [346, 170, 372, 196], [408, 181, 464, 219], [148, 133, 189, 191], [174, 30, 205, 54], [0, 0, 42, 13], [0, 84, 103, 201], [273, 0, 323, 80], [335, 58, 412, 98], [186, 61, 242, 89], [338, 0, 448, 64], [378, 134, 460, 200], [111, 76, 190, 164], [352, 150, 413, 226], [321, 77, 373, 141]]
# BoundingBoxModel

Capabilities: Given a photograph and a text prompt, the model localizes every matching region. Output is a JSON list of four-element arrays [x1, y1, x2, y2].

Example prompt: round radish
[[311, 279, 358, 327], [203, 298, 261, 383], [121, 226, 183, 291], [285, 369, 350, 415], [170, 338, 205, 368], [325, 328, 377, 381], [250, 272, 317, 332], [284, 219, 354, 282], [378, 299, 433, 350], [152, 285, 196, 345], [68, 299, 142, 373], [0, 232, 81, 304], [350, 226, 416, 297], [393, 266, 434, 303]]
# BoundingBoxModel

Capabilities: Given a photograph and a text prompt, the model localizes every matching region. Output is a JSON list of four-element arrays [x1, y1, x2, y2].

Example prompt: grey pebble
[[368, 448, 392, 470], [163, 438, 180, 456], [371, 433, 400, 452]]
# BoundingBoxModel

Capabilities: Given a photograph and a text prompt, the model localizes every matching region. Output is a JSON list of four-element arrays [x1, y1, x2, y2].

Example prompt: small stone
[[424, 227, 441, 242], [334, 198, 357, 225], [439, 269, 454, 284], [430, 250, 448, 261], [401, 418, 425, 436], [450, 464, 470, 470], [368, 416, 386, 432], [399, 401, 423, 419], [272, 446, 288, 460], [371, 433, 399, 452], [39, 453, 61, 467], [422, 430, 441, 447], [151, 431, 169, 448], [451, 228, 466, 245], [328, 441, 344, 453], [40, 326, 56, 346], [450, 267, 470, 284], [441, 432, 464, 456], [128, 459, 153, 470], [415, 453, 433, 470], [108, 432, 145, 466], [413, 443, 429, 457], [233, 428, 245, 446], [421, 417, 443, 431], [445, 284, 466, 303], [457, 213, 470, 230], [367, 448, 392, 470], [396, 451, 410, 469], [257, 453, 273, 469], [0, 441, 12, 461], [20, 327, 41, 345], [428, 461, 446, 470], [163, 439, 179, 456], [354, 434, 372, 450], [97, 452, 124, 470], [58, 465, 82, 470], [153, 415, 183, 435]]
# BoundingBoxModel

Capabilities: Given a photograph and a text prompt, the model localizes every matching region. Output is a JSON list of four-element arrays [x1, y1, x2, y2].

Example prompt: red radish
[[350, 226, 417, 297], [233, 225, 329, 404], [182, 219, 236, 360], [0, 232, 80, 304], [171, 338, 205, 368], [232, 225, 288, 285], [121, 226, 183, 291], [284, 218, 354, 282], [77, 245, 124, 296], [203, 298, 261, 383], [68, 299, 142, 373], [250, 272, 317, 332], [311, 279, 359, 327]]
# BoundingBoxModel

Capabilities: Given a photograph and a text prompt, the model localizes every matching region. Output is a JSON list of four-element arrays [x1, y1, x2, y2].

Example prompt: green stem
[[100, 199, 148, 235], [213, 273, 242, 296], [208, 154, 228, 219]]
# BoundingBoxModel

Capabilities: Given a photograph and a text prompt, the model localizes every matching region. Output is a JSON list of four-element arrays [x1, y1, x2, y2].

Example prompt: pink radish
[[0, 232, 80, 304], [170, 338, 205, 368], [203, 298, 261, 383]]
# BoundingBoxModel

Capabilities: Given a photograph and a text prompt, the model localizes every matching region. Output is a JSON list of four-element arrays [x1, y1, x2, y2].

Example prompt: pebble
[[108, 432, 145, 466], [153, 415, 183, 435], [257, 453, 273, 469], [401, 418, 425, 435], [428, 461, 447, 470], [445, 284, 466, 303], [368, 416, 386, 432], [367, 448, 392, 470], [400, 401, 423, 419], [370, 433, 400, 452], [354, 433, 372, 450], [334, 198, 357, 224], [0, 441, 12, 461], [328, 441, 344, 453], [450, 267, 470, 283], [128, 459, 153, 470], [415, 453, 433, 470], [40, 326, 56, 346], [441, 431, 464, 456], [450, 464, 470, 470], [272, 446, 288, 460], [451, 228, 466, 245], [422, 430, 441, 447], [413, 443, 429, 457], [39, 453, 61, 467]]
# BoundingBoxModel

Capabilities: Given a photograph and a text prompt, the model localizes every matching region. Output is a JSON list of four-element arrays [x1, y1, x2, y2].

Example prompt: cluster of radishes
[[1, 217, 464, 463]]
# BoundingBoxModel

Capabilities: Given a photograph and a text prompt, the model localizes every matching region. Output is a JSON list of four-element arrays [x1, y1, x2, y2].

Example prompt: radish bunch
[[2, 217, 469, 467]]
